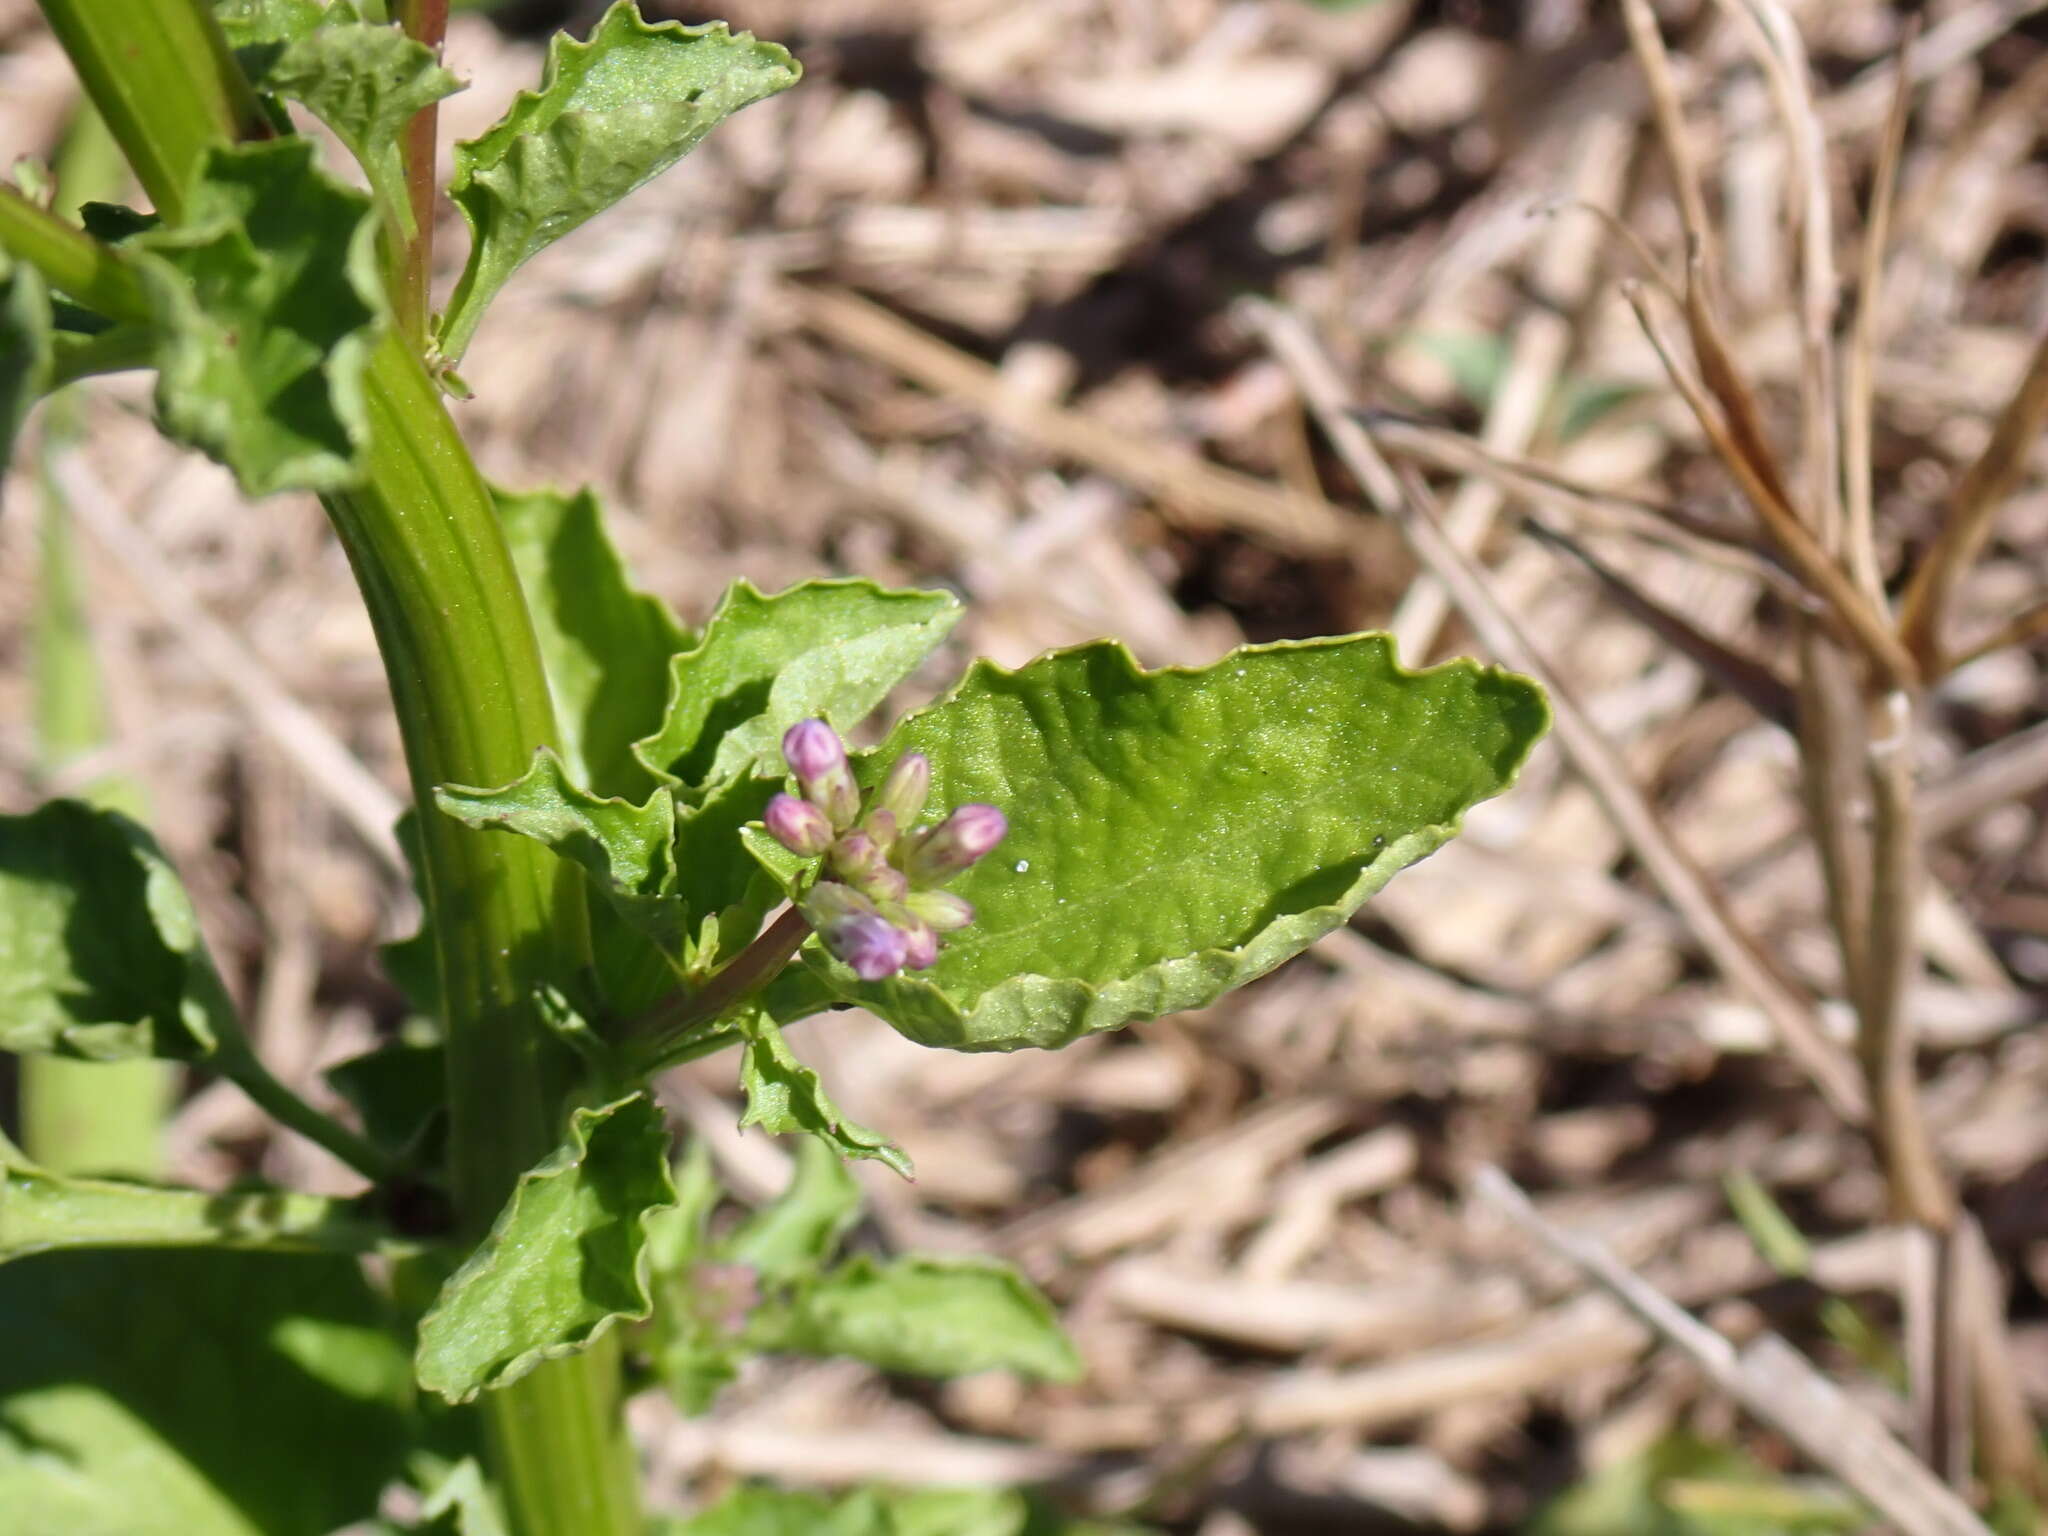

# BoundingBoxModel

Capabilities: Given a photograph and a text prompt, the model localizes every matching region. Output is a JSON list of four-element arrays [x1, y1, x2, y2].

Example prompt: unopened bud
[[870, 752, 932, 830], [782, 718, 860, 828], [905, 888, 974, 932], [902, 804, 1008, 884], [764, 793, 833, 858], [828, 831, 887, 886], [803, 882, 909, 980]]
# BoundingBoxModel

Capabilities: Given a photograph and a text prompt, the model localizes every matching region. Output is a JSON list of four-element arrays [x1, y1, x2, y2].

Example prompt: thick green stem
[[36, 4, 647, 1529]]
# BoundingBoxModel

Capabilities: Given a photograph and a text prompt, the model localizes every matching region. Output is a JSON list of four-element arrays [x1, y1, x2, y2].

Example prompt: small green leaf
[[130, 138, 383, 496], [634, 579, 961, 794], [643, 1136, 719, 1275], [0, 252, 53, 475], [438, 2, 798, 362], [0, 799, 233, 1061], [324, 1038, 446, 1160], [672, 1486, 836, 1535], [0, 1249, 414, 1535], [415, 1093, 675, 1401], [1531, 1433, 1859, 1535], [736, 1014, 911, 1178], [437, 749, 684, 955], [759, 1255, 1080, 1383], [435, 752, 781, 998], [212, 0, 329, 48], [495, 483, 691, 802], [416, 1458, 509, 1536], [722, 1133, 860, 1284], [762, 636, 1547, 1050], [238, 20, 463, 241]]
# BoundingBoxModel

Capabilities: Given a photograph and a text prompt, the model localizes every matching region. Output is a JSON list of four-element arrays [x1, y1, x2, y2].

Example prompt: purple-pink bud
[[781, 719, 845, 782], [828, 831, 886, 885], [764, 793, 833, 858], [802, 881, 911, 979], [870, 752, 932, 830], [900, 919, 938, 970], [902, 804, 1008, 884]]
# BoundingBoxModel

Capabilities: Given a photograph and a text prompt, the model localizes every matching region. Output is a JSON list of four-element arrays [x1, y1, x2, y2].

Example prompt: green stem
[[212, 1037, 397, 1185], [0, 187, 146, 319], [625, 905, 811, 1074], [1, 1163, 403, 1259], [37, 4, 646, 1530], [48, 325, 154, 386]]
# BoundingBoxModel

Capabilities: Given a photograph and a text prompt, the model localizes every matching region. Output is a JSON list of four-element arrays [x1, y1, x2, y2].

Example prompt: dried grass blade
[[1898, 328, 2048, 671], [1524, 520, 1798, 730]]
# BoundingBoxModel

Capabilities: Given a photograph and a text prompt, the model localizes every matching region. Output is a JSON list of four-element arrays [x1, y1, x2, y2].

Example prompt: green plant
[[0, 2, 1548, 1531]]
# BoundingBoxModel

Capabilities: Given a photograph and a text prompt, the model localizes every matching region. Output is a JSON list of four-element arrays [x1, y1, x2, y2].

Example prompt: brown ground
[[3, 1, 2048, 1530]]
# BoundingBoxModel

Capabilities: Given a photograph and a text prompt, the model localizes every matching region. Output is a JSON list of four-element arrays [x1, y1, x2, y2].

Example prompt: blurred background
[[4, 0, 2048, 1529]]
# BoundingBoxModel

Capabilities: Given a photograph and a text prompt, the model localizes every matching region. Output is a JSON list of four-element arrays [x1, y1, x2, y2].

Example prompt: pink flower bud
[[902, 804, 1008, 884], [802, 881, 911, 980], [763, 793, 833, 858], [781, 718, 845, 783], [783, 718, 860, 828]]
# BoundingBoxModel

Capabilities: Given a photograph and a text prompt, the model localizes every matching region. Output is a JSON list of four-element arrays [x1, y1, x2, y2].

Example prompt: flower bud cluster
[[765, 719, 1005, 980]]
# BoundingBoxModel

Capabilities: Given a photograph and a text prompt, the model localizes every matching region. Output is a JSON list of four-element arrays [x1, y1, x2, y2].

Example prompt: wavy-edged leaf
[[130, 138, 383, 496], [635, 579, 961, 794], [0, 1249, 413, 1535], [495, 483, 691, 802], [736, 1014, 910, 1177], [0, 252, 52, 476], [415, 1093, 675, 1402], [434, 751, 778, 999], [758, 635, 1547, 1050], [438, 2, 798, 362], [759, 1254, 1079, 1383], [0, 799, 233, 1061], [239, 20, 462, 240]]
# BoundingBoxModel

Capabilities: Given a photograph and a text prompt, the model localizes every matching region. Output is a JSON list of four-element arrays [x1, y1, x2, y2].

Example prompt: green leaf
[[438, 2, 799, 363], [759, 1255, 1079, 1383], [0, 1157, 385, 1262], [762, 636, 1547, 1051], [672, 1486, 836, 1536], [0, 799, 233, 1061], [495, 483, 691, 802], [212, 0, 330, 48], [435, 752, 781, 998], [736, 1013, 910, 1178], [129, 138, 383, 496], [0, 252, 53, 475], [0, 1248, 414, 1535], [416, 1457, 510, 1536], [634, 579, 961, 794], [324, 1037, 446, 1160], [238, 20, 463, 241], [415, 1093, 675, 1402], [722, 1133, 860, 1284], [1531, 1434, 1859, 1535]]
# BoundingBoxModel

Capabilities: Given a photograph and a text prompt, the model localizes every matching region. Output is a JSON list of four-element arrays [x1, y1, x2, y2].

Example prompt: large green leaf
[[238, 18, 462, 241], [437, 1, 798, 363], [130, 138, 383, 496], [634, 579, 961, 795], [0, 252, 52, 476], [415, 1093, 675, 1401], [758, 635, 1547, 1050], [494, 484, 691, 802], [758, 1254, 1079, 1383], [0, 799, 233, 1061], [0, 1248, 414, 1535]]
